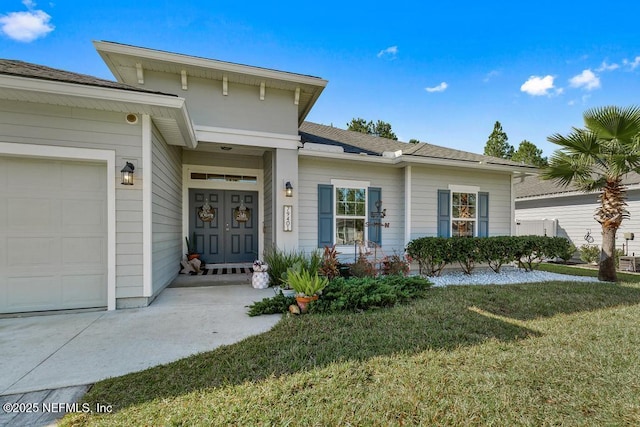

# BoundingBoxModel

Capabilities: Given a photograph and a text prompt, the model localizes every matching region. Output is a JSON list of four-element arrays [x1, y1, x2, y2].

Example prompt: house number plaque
[[283, 205, 293, 232]]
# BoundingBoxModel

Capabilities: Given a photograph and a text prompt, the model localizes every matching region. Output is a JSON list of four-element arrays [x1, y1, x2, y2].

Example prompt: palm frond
[[584, 105, 640, 143]]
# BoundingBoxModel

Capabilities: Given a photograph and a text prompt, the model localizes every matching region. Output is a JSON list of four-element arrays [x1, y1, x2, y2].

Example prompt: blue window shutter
[[368, 187, 382, 245], [318, 184, 334, 247], [478, 192, 489, 237], [437, 189, 450, 237]]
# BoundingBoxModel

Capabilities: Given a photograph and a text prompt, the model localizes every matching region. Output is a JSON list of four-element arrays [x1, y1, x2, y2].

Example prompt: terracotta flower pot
[[187, 253, 200, 261], [295, 295, 319, 313]]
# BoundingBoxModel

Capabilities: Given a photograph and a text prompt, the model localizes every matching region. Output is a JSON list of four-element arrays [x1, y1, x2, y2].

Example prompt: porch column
[[274, 147, 299, 250]]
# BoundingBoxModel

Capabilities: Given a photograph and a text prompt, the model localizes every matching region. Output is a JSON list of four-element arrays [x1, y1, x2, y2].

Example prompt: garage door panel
[[6, 275, 62, 311], [62, 237, 105, 266], [62, 274, 106, 306], [0, 157, 107, 314], [8, 237, 59, 266], [8, 198, 58, 230], [7, 160, 61, 190], [62, 199, 105, 229]]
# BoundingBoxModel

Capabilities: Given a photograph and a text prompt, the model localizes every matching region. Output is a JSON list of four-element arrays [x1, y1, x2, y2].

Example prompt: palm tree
[[543, 106, 640, 282]]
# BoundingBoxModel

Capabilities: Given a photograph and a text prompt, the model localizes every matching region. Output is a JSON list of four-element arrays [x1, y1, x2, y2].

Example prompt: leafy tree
[[347, 118, 370, 134], [512, 140, 548, 167], [484, 121, 514, 159], [347, 118, 398, 140], [409, 139, 420, 144], [542, 105, 640, 282]]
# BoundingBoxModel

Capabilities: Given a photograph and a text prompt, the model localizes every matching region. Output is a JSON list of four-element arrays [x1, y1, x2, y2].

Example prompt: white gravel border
[[426, 266, 602, 287]]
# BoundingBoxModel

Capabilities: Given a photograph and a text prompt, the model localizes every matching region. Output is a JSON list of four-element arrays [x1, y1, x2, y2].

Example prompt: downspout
[[404, 165, 412, 247]]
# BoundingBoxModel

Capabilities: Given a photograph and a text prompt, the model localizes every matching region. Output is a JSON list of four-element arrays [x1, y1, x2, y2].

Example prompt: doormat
[[196, 266, 253, 275]]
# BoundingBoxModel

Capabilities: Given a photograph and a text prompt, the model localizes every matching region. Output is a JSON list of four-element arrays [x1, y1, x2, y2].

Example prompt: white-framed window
[[335, 187, 367, 245], [449, 185, 479, 237], [451, 192, 477, 237], [332, 179, 369, 247]]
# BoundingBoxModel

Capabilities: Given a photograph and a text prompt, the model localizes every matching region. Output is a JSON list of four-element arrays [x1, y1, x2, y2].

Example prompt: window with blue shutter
[[437, 189, 451, 237], [478, 192, 489, 237], [317, 184, 334, 247], [368, 187, 382, 246]]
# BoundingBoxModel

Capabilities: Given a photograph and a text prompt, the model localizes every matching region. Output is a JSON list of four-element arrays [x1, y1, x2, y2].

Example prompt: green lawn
[[63, 266, 640, 426]]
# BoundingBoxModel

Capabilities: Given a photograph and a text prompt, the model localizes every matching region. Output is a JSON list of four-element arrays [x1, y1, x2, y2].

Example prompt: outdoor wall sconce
[[121, 162, 135, 185], [285, 181, 293, 197]]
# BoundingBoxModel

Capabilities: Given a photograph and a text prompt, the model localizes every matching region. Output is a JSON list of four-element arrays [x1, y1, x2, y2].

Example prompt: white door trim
[[0, 141, 117, 310], [182, 164, 264, 262]]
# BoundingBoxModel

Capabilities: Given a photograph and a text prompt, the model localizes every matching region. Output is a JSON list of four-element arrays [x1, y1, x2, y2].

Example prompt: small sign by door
[[284, 205, 293, 231]]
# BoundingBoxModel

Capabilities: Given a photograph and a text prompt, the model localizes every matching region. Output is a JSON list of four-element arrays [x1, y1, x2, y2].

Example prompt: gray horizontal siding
[[298, 157, 405, 255], [151, 126, 183, 295], [0, 99, 144, 298], [516, 190, 640, 255], [410, 166, 512, 238]]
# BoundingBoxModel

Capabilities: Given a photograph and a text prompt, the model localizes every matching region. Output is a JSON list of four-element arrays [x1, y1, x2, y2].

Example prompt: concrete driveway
[[0, 284, 280, 395]]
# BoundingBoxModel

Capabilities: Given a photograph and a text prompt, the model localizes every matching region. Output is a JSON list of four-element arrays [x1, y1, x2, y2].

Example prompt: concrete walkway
[[0, 283, 280, 426]]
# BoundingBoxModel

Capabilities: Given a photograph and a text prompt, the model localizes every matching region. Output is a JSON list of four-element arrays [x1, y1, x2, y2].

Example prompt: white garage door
[[0, 156, 108, 314]]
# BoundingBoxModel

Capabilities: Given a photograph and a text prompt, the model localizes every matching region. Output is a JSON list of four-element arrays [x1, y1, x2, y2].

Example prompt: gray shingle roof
[[515, 172, 640, 198], [0, 59, 176, 96], [300, 121, 537, 169]]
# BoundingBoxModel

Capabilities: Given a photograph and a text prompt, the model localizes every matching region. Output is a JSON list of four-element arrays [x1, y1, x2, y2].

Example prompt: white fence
[[515, 219, 558, 237]]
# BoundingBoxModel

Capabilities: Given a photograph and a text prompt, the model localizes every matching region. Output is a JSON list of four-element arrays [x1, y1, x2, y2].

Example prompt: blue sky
[[2, 0, 640, 157]]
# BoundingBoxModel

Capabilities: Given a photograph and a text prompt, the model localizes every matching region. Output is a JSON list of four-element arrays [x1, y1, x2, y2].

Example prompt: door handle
[[225, 223, 230, 231]]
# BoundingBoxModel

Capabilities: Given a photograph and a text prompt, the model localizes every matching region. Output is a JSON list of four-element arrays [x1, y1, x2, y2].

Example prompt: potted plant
[[286, 267, 328, 313], [185, 233, 200, 260]]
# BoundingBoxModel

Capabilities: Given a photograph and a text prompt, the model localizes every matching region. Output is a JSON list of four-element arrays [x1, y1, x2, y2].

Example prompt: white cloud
[[569, 69, 600, 90], [377, 45, 398, 59], [520, 75, 556, 96], [0, 0, 54, 42], [596, 61, 619, 72], [623, 56, 640, 70], [483, 70, 500, 82], [425, 82, 448, 93]]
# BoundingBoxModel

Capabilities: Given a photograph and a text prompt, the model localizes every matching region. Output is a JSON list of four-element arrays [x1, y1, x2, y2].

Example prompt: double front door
[[189, 189, 258, 264]]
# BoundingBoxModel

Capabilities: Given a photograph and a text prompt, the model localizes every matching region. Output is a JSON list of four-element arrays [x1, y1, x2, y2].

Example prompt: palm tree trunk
[[598, 226, 617, 282]]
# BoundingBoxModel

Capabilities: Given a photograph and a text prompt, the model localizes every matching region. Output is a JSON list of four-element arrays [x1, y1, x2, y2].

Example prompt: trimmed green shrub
[[406, 237, 452, 276], [246, 276, 432, 316], [309, 275, 432, 314], [449, 237, 480, 274], [247, 293, 295, 317], [580, 244, 599, 264], [477, 236, 515, 273], [407, 235, 576, 274]]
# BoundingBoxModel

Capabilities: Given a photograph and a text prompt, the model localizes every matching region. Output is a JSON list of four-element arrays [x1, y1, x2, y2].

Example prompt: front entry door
[[189, 189, 258, 264]]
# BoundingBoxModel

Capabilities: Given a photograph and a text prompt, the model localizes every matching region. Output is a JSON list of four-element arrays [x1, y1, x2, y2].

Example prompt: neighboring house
[[0, 41, 536, 315], [514, 174, 640, 255]]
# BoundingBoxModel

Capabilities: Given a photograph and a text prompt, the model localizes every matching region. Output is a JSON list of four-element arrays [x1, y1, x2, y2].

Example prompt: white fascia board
[[195, 125, 301, 149], [298, 148, 396, 164], [0, 74, 186, 109], [94, 41, 328, 88], [298, 148, 538, 174], [399, 155, 539, 174]]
